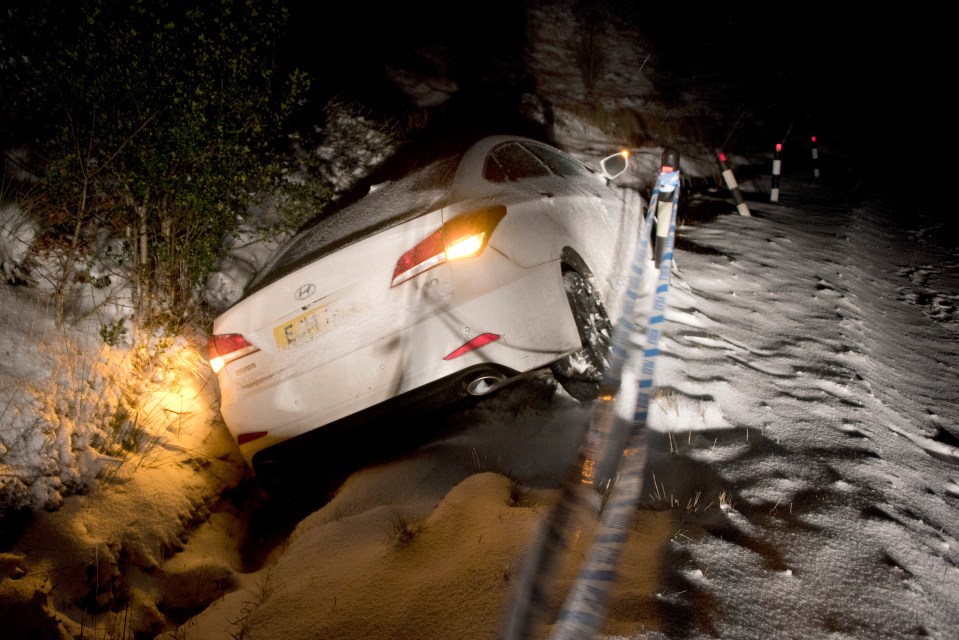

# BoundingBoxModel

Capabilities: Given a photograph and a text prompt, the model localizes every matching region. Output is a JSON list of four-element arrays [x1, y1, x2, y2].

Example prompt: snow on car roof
[[247, 156, 460, 294]]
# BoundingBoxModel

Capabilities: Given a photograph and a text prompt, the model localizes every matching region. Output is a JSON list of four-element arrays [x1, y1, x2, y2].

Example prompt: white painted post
[[716, 150, 751, 216], [811, 135, 820, 178], [770, 142, 782, 202]]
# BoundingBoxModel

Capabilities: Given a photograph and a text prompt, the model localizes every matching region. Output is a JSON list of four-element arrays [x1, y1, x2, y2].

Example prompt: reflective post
[[716, 149, 751, 217], [811, 135, 820, 178], [770, 142, 782, 202], [654, 148, 679, 267]]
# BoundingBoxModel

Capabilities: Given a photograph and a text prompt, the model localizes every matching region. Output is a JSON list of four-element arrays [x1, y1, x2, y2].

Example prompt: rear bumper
[[218, 260, 580, 467], [248, 362, 521, 473]]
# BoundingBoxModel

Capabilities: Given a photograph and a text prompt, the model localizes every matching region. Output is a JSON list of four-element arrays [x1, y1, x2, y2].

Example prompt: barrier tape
[[499, 149, 681, 640], [547, 164, 680, 640]]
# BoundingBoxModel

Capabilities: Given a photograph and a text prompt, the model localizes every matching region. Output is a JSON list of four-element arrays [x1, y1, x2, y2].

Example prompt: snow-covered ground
[[2, 167, 957, 639], [2, 1, 955, 638]]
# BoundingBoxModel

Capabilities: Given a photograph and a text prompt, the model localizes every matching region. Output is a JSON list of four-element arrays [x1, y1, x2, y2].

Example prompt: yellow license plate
[[273, 299, 365, 351]]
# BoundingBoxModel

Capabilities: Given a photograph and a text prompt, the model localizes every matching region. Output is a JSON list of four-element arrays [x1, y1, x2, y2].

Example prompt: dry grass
[[385, 508, 425, 548], [507, 478, 533, 508], [645, 471, 727, 514]]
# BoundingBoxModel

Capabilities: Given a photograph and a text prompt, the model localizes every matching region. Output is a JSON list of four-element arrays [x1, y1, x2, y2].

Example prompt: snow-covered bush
[[0, 202, 36, 285], [0, 315, 212, 513]]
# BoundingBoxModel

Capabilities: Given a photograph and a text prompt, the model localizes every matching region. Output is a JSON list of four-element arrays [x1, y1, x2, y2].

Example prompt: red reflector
[[775, 143, 782, 152], [444, 333, 501, 360], [811, 136, 817, 143], [237, 431, 268, 445], [719, 152, 727, 162]]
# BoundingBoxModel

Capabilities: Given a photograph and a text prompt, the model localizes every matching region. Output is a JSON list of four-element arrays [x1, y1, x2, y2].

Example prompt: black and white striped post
[[716, 150, 751, 217], [811, 135, 820, 178], [770, 142, 782, 202], [654, 148, 680, 267]]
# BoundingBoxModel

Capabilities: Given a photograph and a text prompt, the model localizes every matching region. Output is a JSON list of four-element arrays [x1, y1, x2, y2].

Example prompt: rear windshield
[[247, 156, 460, 294]]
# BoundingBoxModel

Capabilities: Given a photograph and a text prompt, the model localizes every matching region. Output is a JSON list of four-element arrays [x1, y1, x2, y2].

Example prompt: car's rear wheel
[[550, 269, 612, 401]]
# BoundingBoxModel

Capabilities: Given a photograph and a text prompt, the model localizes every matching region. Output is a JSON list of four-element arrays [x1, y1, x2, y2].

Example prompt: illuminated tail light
[[392, 205, 506, 287], [208, 333, 259, 373]]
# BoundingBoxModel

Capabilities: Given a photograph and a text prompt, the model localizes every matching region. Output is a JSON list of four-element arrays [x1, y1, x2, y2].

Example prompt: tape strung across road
[[499, 154, 681, 640]]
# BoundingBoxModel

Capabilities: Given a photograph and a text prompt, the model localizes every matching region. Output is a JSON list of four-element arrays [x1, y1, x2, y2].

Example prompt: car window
[[522, 142, 596, 180], [483, 143, 552, 182]]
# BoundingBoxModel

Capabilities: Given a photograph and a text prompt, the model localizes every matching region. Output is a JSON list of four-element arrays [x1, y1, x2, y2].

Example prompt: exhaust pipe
[[465, 372, 508, 396]]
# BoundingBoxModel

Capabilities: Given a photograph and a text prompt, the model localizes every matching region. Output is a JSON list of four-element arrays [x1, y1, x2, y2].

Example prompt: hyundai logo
[[294, 283, 316, 301]]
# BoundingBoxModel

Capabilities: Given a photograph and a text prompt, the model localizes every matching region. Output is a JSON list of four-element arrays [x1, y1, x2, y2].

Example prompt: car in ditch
[[207, 134, 641, 475]]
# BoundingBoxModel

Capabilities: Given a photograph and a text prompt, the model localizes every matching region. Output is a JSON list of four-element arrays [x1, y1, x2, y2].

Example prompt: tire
[[550, 269, 612, 401]]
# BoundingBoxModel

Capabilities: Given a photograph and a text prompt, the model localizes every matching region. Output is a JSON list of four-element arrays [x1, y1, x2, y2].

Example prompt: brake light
[[208, 333, 259, 373], [391, 205, 507, 287]]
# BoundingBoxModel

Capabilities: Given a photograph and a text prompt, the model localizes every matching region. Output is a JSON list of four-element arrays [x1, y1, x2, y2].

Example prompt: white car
[[208, 135, 640, 475]]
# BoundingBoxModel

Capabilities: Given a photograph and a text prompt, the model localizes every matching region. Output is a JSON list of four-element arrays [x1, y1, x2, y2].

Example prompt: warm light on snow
[[0, 3, 954, 639]]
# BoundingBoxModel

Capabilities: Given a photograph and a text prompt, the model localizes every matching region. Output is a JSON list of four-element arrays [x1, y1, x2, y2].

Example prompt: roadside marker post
[[716, 150, 751, 217], [654, 153, 678, 267], [770, 142, 782, 202], [811, 135, 820, 178]]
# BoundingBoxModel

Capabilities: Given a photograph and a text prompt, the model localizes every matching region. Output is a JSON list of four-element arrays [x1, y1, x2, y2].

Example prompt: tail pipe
[[464, 371, 508, 396]]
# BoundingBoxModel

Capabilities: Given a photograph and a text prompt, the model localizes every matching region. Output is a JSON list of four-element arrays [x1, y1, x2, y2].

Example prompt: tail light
[[391, 205, 506, 287], [208, 333, 259, 373]]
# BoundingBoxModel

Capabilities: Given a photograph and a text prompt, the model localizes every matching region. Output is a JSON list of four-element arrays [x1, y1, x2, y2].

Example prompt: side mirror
[[600, 150, 630, 181]]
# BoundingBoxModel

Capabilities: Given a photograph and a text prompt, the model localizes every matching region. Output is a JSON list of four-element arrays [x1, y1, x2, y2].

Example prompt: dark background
[[284, 2, 940, 180]]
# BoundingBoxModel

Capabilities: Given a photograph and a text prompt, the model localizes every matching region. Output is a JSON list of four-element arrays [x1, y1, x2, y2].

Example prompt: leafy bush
[[0, 0, 309, 332]]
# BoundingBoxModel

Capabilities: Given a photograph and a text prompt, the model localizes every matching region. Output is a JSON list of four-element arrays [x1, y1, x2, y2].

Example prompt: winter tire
[[550, 269, 612, 401]]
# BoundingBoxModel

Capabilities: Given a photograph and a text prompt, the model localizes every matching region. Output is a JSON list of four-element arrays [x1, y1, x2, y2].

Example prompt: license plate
[[273, 299, 365, 351]]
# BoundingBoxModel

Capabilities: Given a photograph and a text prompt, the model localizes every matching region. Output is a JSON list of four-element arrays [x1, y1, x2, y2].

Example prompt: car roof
[[245, 155, 461, 296], [241, 135, 578, 298]]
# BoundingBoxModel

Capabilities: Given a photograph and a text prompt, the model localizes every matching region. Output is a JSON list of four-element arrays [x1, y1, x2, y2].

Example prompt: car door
[[520, 141, 642, 306], [472, 140, 571, 268]]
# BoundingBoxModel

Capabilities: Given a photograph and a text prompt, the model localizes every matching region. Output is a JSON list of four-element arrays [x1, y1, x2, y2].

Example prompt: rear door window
[[522, 142, 597, 180], [483, 143, 552, 182]]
